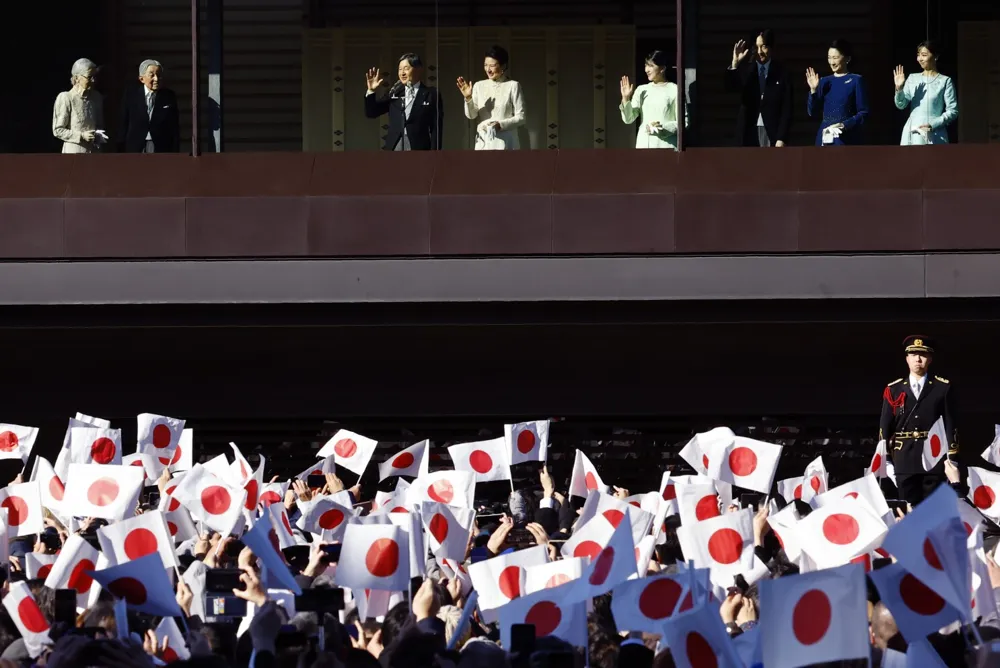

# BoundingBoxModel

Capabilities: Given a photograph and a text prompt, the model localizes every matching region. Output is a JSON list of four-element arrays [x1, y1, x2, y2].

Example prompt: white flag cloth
[[122, 453, 159, 486], [298, 496, 352, 543], [137, 413, 185, 467], [297, 454, 336, 485], [777, 476, 805, 503], [659, 601, 743, 668], [869, 561, 961, 643], [676, 509, 755, 586], [568, 450, 607, 498], [159, 471, 188, 514], [922, 416, 949, 471], [957, 499, 989, 538], [811, 474, 891, 525], [241, 516, 302, 595], [316, 429, 377, 476], [336, 523, 410, 593], [796, 495, 887, 569], [968, 467, 1000, 521], [388, 509, 425, 579], [155, 617, 191, 663], [69, 426, 123, 466], [968, 527, 998, 621], [85, 552, 183, 617], [561, 512, 616, 561], [505, 420, 549, 465], [30, 456, 65, 516], [767, 502, 804, 562], [171, 464, 246, 535], [228, 443, 254, 487], [25, 553, 57, 580], [97, 510, 178, 569], [407, 471, 476, 509], [980, 430, 1000, 466], [0, 482, 43, 537], [759, 563, 870, 668], [524, 557, 585, 595], [44, 534, 101, 609], [658, 472, 679, 516], [679, 427, 734, 476], [169, 429, 193, 471], [704, 436, 782, 494], [55, 415, 109, 480], [163, 505, 198, 544], [675, 481, 721, 525], [468, 545, 549, 611], [570, 517, 637, 600], [496, 579, 587, 649], [611, 571, 695, 633], [867, 440, 889, 479], [378, 440, 429, 481], [0, 424, 37, 462], [268, 503, 297, 550], [575, 491, 652, 548], [449, 438, 511, 483], [906, 638, 949, 667], [3, 581, 51, 657], [800, 455, 829, 502], [420, 502, 475, 562], [242, 454, 266, 512], [259, 481, 289, 508]]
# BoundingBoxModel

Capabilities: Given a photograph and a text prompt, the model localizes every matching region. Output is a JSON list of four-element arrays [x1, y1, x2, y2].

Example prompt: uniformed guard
[[878, 335, 958, 506]]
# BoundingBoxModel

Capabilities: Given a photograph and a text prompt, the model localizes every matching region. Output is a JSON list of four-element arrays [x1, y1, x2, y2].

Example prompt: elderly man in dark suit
[[725, 29, 793, 147], [119, 59, 180, 153], [364, 53, 443, 151]]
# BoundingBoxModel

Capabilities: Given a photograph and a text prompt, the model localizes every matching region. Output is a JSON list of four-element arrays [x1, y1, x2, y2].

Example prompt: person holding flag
[[878, 335, 959, 506]]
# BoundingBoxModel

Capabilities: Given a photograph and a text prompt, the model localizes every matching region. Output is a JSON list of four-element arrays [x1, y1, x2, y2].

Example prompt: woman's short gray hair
[[139, 59, 163, 76], [71, 58, 98, 78]]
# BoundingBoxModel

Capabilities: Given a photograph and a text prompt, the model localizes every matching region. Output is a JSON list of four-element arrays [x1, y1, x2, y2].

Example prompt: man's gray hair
[[71, 58, 98, 78], [139, 59, 163, 76]]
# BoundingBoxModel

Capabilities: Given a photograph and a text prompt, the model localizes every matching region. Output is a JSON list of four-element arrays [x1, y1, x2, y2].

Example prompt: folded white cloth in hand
[[821, 125, 843, 144], [477, 121, 506, 150]]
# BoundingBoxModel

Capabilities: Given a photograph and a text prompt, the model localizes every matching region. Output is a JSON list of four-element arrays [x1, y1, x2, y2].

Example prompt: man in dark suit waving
[[119, 59, 180, 153], [725, 29, 792, 147], [364, 53, 443, 151]]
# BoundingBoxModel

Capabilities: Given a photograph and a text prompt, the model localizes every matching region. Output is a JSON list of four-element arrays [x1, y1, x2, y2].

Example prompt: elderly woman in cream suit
[[53, 58, 105, 153], [893, 40, 957, 145], [456, 45, 525, 150]]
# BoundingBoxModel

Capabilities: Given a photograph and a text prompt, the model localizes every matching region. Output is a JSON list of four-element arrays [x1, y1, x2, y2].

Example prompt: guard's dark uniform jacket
[[878, 375, 958, 476]]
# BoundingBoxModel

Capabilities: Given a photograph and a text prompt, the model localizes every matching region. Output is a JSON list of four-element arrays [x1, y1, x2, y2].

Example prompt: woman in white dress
[[620, 50, 686, 149], [52, 58, 104, 154], [456, 45, 526, 150], [893, 40, 957, 145]]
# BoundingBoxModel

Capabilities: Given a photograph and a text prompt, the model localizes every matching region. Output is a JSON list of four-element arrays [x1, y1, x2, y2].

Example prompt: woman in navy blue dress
[[805, 39, 869, 146]]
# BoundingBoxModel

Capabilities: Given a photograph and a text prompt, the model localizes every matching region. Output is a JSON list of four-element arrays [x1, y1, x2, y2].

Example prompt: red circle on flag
[[585, 473, 599, 491], [334, 439, 357, 459], [17, 597, 49, 633], [200, 486, 232, 515], [91, 438, 117, 465], [37, 564, 52, 580], [629, 501, 641, 509], [930, 434, 942, 458], [109, 577, 148, 605], [152, 424, 172, 449], [851, 554, 872, 572], [498, 565, 522, 599], [572, 540, 603, 561], [545, 574, 570, 589], [365, 538, 400, 577], [702, 455, 710, 470], [525, 600, 561, 636], [923, 538, 943, 570], [844, 492, 859, 500], [973, 486, 995, 510], [517, 430, 536, 454], [810, 476, 822, 492], [49, 476, 65, 501], [899, 573, 946, 615], [281, 512, 294, 535], [124, 528, 159, 560], [170, 445, 183, 465], [69, 559, 95, 593], [602, 509, 625, 528], [707, 528, 743, 565], [390, 506, 408, 514], [319, 509, 345, 530], [685, 632, 718, 668], [244, 479, 259, 510], [1, 496, 28, 527], [428, 480, 455, 504], [792, 589, 831, 645], [167, 522, 178, 536], [88, 477, 120, 507], [589, 547, 615, 585], [728, 447, 757, 476], [639, 577, 684, 619], [662, 484, 676, 502], [964, 522, 974, 537], [793, 484, 803, 500], [268, 530, 281, 555], [695, 495, 721, 520], [429, 513, 449, 543], [260, 491, 281, 507], [0, 432, 18, 453], [162, 647, 179, 664], [392, 452, 414, 469], [871, 453, 882, 471], [821, 513, 860, 545], [469, 450, 493, 474]]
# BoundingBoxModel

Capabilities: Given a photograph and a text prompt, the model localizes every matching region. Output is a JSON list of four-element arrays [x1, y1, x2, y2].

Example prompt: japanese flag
[[298, 496, 352, 542], [242, 454, 266, 512], [122, 453, 160, 486], [0, 482, 43, 538], [777, 476, 805, 503], [268, 503, 297, 550], [796, 495, 888, 569], [438, 557, 473, 600], [159, 471, 188, 513], [658, 472, 679, 516], [679, 427, 735, 475], [69, 427, 123, 466], [958, 499, 989, 538], [611, 572, 695, 633], [171, 464, 246, 535], [869, 561, 961, 643], [336, 523, 410, 593], [659, 601, 743, 668], [3, 581, 51, 657], [169, 429, 193, 472], [576, 491, 653, 547], [922, 416, 949, 471], [154, 617, 191, 663], [379, 440, 429, 481], [96, 509, 178, 570], [0, 424, 37, 462], [524, 557, 585, 595], [420, 502, 475, 562], [25, 553, 57, 581], [675, 481, 721, 525], [981, 430, 1000, 466], [86, 552, 183, 617], [468, 545, 549, 611], [30, 456, 65, 515], [201, 454, 235, 485], [505, 420, 549, 465], [705, 436, 782, 494], [968, 528, 998, 621], [968, 467, 1000, 521], [137, 413, 185, 466], [388, 509, 425, 579], [569, 450, 607, 498], [867, 440, 889, 479], [317, 429, 377, 476], [259, 481, 289, 509], [297, 454, 336, 485], [676, 509, 755, 585], [800, 455, 829, 501], [449, 438, 511, 483], [241, 515, 302, 595], [569, 517, 637, 599], [759, 563, 870, 668], [44, 534, 101, 609], [228, 443, 254, 486], [812, 474, 891, 526], [496, 580, 587, 649], [408, 470, 476, 509], [561, 512, 616, 561], [163, 505, 198, 544]]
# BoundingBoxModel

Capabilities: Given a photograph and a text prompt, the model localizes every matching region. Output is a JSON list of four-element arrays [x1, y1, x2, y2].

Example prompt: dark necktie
[[758, 65, 766, 95]]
